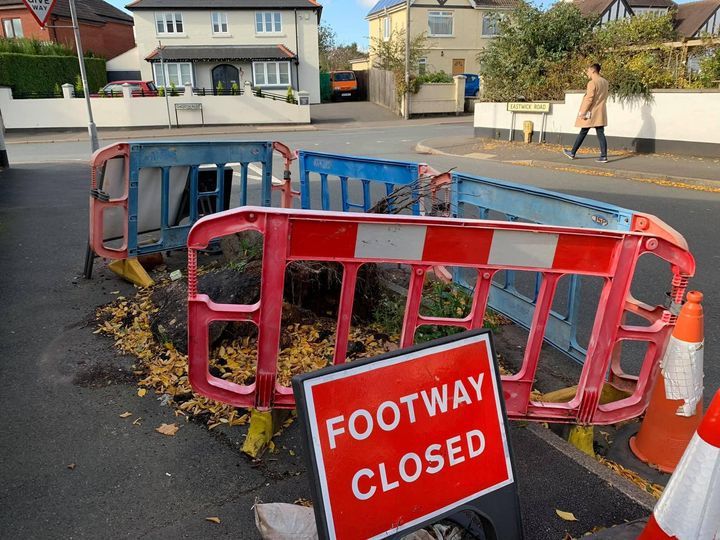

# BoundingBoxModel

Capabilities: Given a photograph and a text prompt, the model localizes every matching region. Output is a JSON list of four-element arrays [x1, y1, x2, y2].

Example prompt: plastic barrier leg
[[241, 409, 292, 459], [108, 258, 154, 288]]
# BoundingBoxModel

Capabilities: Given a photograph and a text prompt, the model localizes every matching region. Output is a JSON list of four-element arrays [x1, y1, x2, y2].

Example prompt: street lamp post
[[68, 0, 99, 153]]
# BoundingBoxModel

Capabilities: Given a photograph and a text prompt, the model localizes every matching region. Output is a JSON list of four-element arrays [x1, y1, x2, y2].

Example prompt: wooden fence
[[368, 68, 400, 115]]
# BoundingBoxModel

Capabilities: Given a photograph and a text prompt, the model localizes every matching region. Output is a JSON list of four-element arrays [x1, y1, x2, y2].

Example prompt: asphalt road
[[2, 119, 717, 538], [8, 119, 718, 399]]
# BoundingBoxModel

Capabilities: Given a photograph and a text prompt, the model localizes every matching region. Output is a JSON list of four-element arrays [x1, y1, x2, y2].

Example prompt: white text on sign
[[325, 373, 486, 500]]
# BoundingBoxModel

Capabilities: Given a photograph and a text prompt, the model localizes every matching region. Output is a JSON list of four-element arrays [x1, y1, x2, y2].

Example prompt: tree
[[370, 28, 427, 73], [319, 23, 336, 71], [477, 2, 593, 102], [327, 42, 364, 71]]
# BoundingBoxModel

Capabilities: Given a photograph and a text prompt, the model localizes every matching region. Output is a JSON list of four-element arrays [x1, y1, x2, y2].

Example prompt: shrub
[[286, 86, 295, 103], [0, 53, 105, 95], [215, 80, 224, 95], [157, 86, 165, 97], [698, 48, 720, 87], [231, 82, 239, 95], [416, 71, 453, 84], [170, 82, 178, 96], [255, 87, 263, 97]]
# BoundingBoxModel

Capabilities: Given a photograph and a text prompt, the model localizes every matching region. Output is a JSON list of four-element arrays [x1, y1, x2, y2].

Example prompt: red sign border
[[21, 0, 58, 28], [292, 329, 516, 540]]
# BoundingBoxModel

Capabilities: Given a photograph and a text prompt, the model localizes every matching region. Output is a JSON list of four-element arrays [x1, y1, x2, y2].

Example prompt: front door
[[452, 58, 465, 76], [212, 64, 240, 94]]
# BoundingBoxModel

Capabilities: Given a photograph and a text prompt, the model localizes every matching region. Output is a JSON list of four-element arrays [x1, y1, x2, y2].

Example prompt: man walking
[[564, 63, 609, 163]]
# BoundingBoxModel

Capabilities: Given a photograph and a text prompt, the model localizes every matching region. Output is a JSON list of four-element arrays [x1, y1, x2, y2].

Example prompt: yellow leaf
[[556, 509, 577, 522], [205, 517, 221, 524], [119, 412, 133, 418], [137, 388, 147, 397], [155, 423, 179, 436]]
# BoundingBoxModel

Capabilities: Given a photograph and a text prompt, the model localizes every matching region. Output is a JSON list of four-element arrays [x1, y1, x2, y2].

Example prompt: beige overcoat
[[575, 75, 609, 128]]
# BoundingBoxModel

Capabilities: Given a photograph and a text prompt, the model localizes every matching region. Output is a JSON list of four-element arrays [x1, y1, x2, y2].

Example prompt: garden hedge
[[0, 53, 106, 95]]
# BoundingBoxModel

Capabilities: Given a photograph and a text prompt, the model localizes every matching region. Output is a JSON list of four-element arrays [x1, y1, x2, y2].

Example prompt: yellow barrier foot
[[108, 258, 155, 288], [568, 425, 595, 457], [242, 409, 292, 459]]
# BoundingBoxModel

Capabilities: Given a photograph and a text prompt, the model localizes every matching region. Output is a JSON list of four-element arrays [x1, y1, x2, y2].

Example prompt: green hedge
[[0, 53, 106, 95]]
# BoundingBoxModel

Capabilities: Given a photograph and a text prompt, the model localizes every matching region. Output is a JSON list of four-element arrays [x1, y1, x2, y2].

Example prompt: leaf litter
[[96, 282, 397, 429]]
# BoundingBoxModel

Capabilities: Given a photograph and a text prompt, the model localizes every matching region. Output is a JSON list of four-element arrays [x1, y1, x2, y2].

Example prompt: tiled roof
[[128, 0, 319, 9], [627, 0, 675, 8], [675, 0, 720, 36], [0, 0, 132, 23], [144, 44, 296, 61], [572, 0, 617, 17]]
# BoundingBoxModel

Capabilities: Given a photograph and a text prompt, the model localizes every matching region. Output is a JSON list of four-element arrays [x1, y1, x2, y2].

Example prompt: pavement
[[2, 112, 719, 538], [417, 135, 720, 188]]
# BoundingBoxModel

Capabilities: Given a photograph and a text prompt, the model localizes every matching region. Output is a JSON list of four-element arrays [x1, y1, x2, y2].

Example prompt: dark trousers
[[572, 127, 607, 158]]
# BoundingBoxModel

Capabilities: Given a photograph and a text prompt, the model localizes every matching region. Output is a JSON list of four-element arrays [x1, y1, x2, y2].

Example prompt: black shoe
[[563, 150, 576, 160], [596, 157, 608, 163]]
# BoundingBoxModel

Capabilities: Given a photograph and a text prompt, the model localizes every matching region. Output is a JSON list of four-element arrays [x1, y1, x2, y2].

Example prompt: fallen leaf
[[137, 388, 147, 397], [67, 463, 76, 470], [205, 517, 221, 524], [119, 412, 133, 418], [556, 509, 577, 522], [155, 423, 179, 436], [132, 417, 142, 426]]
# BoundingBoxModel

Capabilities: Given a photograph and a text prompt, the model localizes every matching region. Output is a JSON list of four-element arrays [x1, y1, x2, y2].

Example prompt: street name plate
[[507, 102, 551, 113], [175, 103, 202, 111]]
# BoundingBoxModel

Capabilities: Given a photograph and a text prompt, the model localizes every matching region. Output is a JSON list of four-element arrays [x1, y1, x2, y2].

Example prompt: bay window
[[153, 62, 193, 87], [253, 61, 291, 87]]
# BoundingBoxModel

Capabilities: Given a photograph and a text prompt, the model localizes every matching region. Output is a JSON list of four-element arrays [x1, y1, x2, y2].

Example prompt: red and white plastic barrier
[[640, 388, 720, 539]]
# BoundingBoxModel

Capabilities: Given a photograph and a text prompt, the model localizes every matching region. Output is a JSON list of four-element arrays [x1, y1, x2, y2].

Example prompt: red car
[[96, 81, 158, 97]]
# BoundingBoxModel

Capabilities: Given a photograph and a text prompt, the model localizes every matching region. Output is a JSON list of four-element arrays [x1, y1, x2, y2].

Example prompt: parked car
[[330, 71, 357, 100], [463, 74, 480, 98], [95, 81, 158, 97]]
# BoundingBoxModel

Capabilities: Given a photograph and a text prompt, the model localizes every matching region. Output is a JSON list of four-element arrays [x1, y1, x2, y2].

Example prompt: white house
[[122, 0, 322, 103]]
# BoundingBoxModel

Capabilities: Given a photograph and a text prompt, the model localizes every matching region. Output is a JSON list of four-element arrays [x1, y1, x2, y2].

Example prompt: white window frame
[[153, 62, 194, 88], [252, 61, 291, 87], [383, 16, 391, 40], [255, 12, 282, 34], [632, 7, 668, 16], [211, 12, 229, 34], [2, 18, 23, 38], [428, 10, 453, 37], [155, 12, 184, 35], [481, 13, 503, 37]]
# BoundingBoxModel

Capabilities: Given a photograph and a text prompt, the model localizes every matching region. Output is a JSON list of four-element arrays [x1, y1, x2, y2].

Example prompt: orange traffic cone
[[630, 291, 705, 472], [638, 387, 720, 539]]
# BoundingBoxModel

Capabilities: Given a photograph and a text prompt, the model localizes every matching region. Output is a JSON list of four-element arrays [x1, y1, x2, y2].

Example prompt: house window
[[153, 62, 193, 87], [253, 61, 291, 86], [482, 13, 502, 36], [255, 12, 282, 33], [2, 18, 23, 38], [383, 17, 391, 40], [632, 7, 668, 16], [211, 12, 229, 34], [418, 58, 427, 75], [428, 11, 453, 36], [155, 12, 184, 34]]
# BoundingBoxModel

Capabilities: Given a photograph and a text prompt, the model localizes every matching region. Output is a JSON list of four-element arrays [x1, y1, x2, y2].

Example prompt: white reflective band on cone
[[654, 433, 720, 540], [661, 336, 704, 417]]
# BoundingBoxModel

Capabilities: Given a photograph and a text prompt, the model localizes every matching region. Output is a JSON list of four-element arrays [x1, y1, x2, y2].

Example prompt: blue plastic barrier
[[451, 172, 635, 363], [298, 150, 424, 214], [90, 141, 275, 260]]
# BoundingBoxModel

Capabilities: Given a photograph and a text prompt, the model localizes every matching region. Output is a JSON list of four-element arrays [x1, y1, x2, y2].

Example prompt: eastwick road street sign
[[293, 330, 523, 540], [22, 0, 57, 28]]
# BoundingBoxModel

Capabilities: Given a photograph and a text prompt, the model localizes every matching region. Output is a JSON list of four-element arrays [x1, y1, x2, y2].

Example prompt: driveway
[[310, 101, 400, 125]]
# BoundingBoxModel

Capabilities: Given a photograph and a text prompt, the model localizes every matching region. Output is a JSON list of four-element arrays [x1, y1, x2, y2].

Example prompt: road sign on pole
[[293, 330, 523, 540], [21, 0, 57, 27]]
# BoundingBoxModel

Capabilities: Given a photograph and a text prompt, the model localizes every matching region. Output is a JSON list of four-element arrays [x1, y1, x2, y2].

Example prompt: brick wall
[[52, 19, 135, 59], [0, 8, 135, 60], [0, 8, 50, 40]]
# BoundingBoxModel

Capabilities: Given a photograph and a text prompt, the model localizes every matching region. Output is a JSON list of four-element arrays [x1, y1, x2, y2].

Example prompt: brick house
[[0, 0, 135, 59]]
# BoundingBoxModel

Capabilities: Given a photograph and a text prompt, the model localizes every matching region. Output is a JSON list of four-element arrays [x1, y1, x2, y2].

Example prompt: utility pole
[[68, 0, 99, 153], [159, 41, 173, 130], [404, 0, 411, 120]]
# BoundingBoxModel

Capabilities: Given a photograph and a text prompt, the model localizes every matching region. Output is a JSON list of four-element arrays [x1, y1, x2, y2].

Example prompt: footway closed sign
[[293, 330, 521, 540]]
